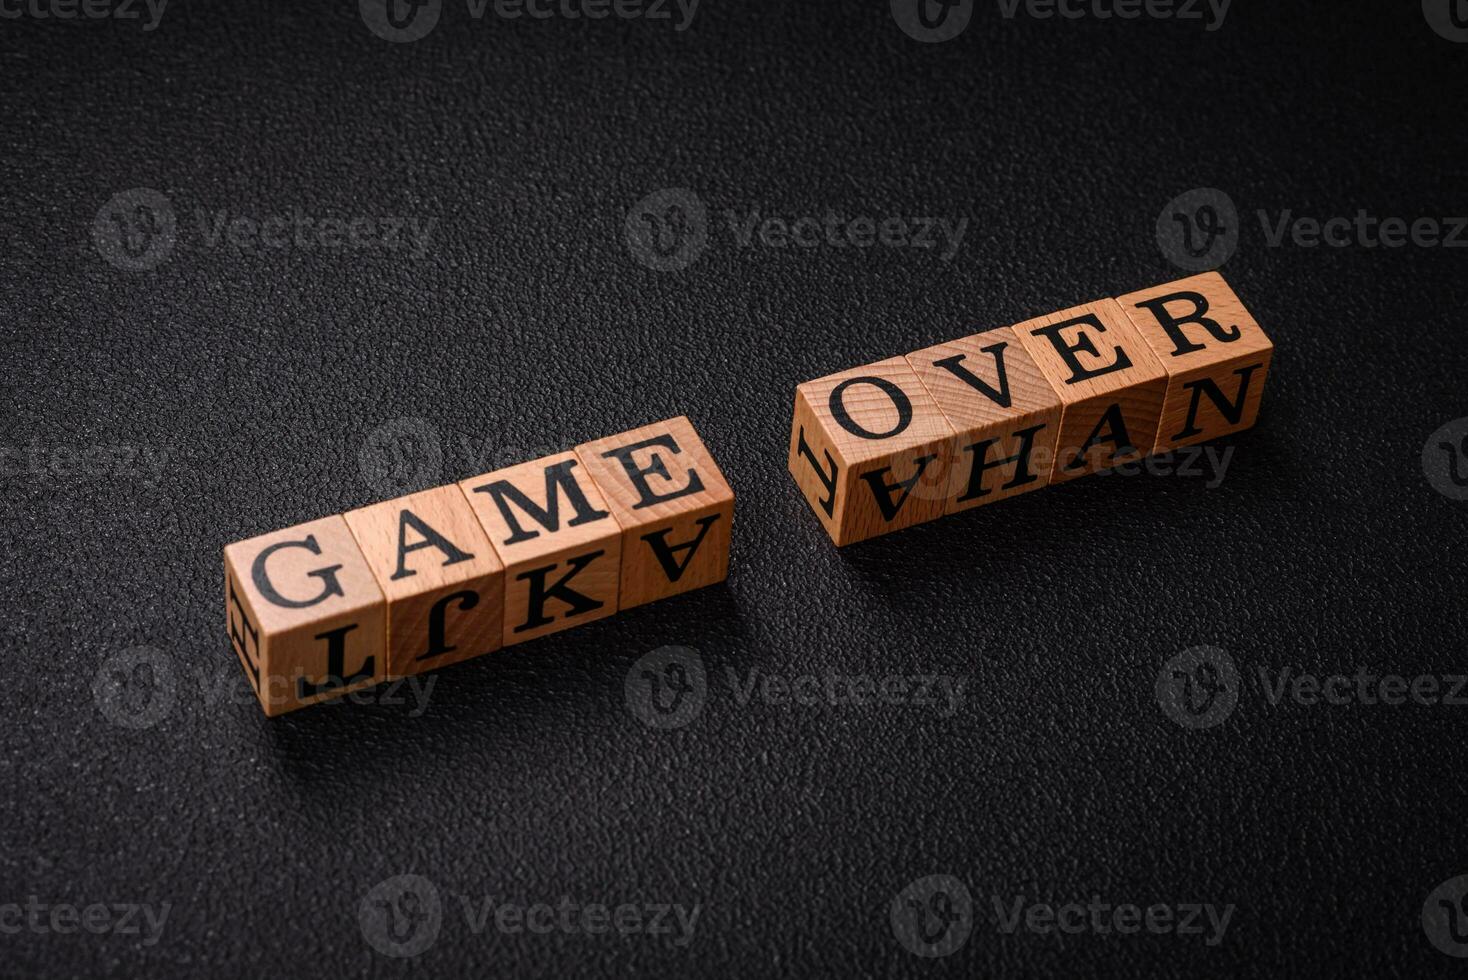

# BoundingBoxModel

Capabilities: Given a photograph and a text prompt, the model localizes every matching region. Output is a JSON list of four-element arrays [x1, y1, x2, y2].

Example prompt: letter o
[[828, 376, 913, 440]]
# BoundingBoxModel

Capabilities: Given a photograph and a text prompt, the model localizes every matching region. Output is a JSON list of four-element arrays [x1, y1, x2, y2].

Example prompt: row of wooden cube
[[787, 272, 1274, 545], [224, 416, 734, 716]]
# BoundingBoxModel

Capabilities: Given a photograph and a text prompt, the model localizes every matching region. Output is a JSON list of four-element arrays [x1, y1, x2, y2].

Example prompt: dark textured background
[[3, 0, 1467, 976]]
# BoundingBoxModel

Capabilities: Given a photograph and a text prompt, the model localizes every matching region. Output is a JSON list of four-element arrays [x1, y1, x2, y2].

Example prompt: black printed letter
[[600, 434, 704, 509], [858, 456, 935, 520], [641, 515, 721, 582], [251, 535, 344, 609], [829, 376, 913, 440], [1130, 290, 1241, 357], [1171, 363, 1261, 440], [1028, 314, 1132, 384], [471, 459, 610, 546], [391, 508, 474, 580], [957, 424, 1046, 501], [514, 551, 606, 633]]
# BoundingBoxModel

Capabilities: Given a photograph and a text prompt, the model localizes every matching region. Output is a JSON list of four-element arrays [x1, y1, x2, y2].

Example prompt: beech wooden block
[[906, 326, 1064, 513], [223, 515, 387, 717], [1013, 300, 1168, 482], [343, 485, 505, 679], [459, 451, 622, 646], [574, 416, 734, 610], [788, 356, 957, 546], [1115, 272, 1274, 454]]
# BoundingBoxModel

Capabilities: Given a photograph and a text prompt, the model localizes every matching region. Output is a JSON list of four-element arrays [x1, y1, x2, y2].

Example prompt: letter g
[[251, 535, 345, 608]]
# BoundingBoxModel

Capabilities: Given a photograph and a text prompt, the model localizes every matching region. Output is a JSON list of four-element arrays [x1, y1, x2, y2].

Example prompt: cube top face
[[574, 416, 733, 526], [1115, 272, 1273, 372], [789, 357, 956, 546], [576, 416, 734, 609], [906, 326, 1062, 429], [342, 485, 504, 602], [907, 326, 1064, 513], [1013, 299, 1167, 402], [1116, 272, 1273, 454], [793, 356, 957, 466], [458, 451, 622, 562], [222, 515, 384, 635]]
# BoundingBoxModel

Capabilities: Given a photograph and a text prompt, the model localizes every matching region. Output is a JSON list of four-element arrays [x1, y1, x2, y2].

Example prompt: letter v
[[931, 341, 1013, 408]]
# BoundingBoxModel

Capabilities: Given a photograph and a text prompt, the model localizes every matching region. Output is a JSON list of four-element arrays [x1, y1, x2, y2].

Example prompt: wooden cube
[[458, 451, 622, 646], [574, 417, 734, 610], [906, 326, 1064, 513], [223, 515, 387, 716], [343, 485, 505, 679], [788, 356, 957, 546], [1013, 300, 1168, 482], [1115, 272, 1274, 453]]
